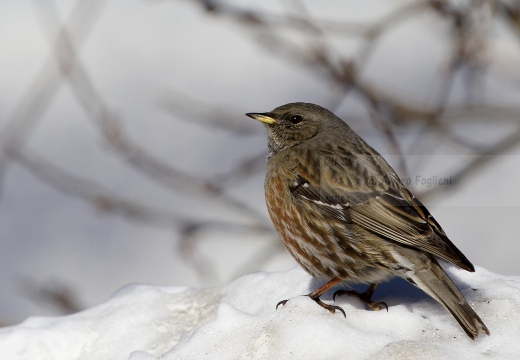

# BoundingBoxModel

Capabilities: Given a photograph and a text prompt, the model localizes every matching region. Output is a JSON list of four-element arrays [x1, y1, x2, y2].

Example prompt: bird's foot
[[310, 295, 346, 317], [275, 296, 346, 317], [276, 277, 346, 316], [333, 283, 388, 312]]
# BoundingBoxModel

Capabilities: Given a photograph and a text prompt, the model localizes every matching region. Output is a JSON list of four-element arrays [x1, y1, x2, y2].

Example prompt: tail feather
[[409, 258, 489, 339]]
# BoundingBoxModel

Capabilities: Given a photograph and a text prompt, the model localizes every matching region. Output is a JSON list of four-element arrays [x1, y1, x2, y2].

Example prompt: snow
[[0, 266, 518, 360]]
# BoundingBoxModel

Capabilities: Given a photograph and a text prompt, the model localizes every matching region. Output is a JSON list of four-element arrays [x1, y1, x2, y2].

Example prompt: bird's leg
[[308, 277, 346, 317], [333, 283, 388, 311], [276, 277, 346, 317]]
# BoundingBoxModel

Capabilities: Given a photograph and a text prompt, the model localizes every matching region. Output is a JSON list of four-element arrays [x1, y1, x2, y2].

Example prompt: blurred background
[[1, 0, 519, 326]]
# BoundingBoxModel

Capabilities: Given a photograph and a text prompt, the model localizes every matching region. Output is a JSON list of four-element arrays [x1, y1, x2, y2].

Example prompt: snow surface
[[0, 266, 518, 360]]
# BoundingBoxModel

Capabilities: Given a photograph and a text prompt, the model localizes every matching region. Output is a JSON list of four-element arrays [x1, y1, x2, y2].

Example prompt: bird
[[245, 102, 489, 339]]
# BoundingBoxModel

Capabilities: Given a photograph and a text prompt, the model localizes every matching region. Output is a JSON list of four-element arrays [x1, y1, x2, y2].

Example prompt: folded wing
[[290, 176, 474, 272]]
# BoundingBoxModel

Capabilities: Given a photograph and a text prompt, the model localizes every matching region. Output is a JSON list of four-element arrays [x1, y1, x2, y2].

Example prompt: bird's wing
[[290, 175, 474, 272]]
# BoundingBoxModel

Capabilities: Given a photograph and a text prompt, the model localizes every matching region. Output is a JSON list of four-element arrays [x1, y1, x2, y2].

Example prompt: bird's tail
[[410, 259, 489, 339]]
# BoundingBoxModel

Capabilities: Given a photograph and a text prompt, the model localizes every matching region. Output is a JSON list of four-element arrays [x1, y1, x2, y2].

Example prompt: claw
[[276, 299, 288, 309], [313, 297, 346, 317], [376, 301, 389, 312]]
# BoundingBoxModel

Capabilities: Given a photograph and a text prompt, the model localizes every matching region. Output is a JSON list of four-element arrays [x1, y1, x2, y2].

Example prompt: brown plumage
[[246, 102, 489, 339]]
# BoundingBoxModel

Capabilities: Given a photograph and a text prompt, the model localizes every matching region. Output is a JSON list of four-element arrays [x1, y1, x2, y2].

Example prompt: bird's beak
[[245, 112, 277, 125]]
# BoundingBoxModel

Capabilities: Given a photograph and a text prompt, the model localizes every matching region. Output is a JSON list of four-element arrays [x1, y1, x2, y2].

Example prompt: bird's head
[[246, 102, 342, 154]]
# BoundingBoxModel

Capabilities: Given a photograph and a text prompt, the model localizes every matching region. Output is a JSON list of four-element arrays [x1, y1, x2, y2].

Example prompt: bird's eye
[[289, 115, 303, 124]]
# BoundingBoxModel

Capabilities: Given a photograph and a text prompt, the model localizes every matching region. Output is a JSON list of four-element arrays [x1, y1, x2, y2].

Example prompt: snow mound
[[0, 266, 519, 360]]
